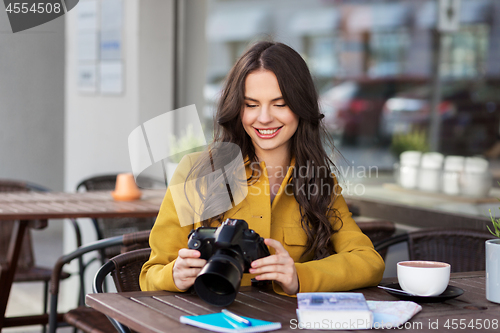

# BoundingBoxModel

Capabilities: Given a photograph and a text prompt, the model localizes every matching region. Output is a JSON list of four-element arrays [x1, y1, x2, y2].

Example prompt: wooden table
[[345, 184, 500, 231], [0, 190, 165, 331], [86, 271, 499, 333]]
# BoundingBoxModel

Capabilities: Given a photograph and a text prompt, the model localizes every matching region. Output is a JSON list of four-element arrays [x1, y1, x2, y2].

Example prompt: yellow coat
[[140, 153, 385, 295]]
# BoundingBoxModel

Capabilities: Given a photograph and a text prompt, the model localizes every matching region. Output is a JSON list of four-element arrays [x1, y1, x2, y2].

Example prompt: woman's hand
[[172, 249, 206, 291], [249, 238, 299, 295]]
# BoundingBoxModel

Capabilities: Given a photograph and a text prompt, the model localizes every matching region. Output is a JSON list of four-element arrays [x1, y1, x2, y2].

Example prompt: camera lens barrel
[[194, 250, 244, 306]]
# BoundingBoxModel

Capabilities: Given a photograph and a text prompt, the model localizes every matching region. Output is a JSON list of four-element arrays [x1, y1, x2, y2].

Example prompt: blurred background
[[2, 0, 500, 194], [2, 0, 500, 328]]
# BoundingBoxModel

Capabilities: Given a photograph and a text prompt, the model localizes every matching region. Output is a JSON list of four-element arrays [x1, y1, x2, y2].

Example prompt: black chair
[[48, 230, 151, 333], [374, 228, 493, 272], [0, 179, 70, 333], [357, 220, 396, 259], [93, 248, 152, 333], [75, 174, 158, 259]]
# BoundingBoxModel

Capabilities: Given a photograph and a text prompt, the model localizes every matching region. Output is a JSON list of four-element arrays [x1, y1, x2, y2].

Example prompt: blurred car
[[320, 78, 425, 146], [380, 81, 500, 155]]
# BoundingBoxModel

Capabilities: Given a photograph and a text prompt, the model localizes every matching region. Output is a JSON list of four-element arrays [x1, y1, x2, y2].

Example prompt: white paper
[[78, 31, 98, 61], [101, 0, 123, 31], [100, 30, 122, 60], [99, 61, 123, 94], [78, 0, 98, 31]]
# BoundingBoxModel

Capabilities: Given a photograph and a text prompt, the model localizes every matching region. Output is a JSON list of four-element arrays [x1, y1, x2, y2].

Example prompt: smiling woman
[[140, 41, 385, 298]]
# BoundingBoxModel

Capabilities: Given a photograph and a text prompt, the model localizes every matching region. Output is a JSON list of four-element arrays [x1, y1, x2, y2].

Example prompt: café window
[[441, 24, 489, 78], [305, 35, 340, 79], [369, 29, 410, 77]]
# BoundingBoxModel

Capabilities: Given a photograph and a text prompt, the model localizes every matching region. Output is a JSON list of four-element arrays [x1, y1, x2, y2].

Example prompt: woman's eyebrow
[[244, 96, 284, 102]]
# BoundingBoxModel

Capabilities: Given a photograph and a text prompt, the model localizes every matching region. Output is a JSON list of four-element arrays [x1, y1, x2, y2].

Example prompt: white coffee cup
[[397, 261, 450, 296]]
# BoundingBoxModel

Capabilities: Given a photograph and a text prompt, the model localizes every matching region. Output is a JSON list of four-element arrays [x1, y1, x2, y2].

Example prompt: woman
[[140, 41, 384, 296]]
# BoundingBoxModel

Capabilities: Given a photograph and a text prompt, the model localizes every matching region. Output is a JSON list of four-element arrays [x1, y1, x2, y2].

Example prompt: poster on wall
[[77, 0, 124, 94]]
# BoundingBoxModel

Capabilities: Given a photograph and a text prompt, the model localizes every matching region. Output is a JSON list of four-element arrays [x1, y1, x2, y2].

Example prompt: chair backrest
[[121, 229, 151, 253], [357, 220, 396, 243], [0, 179, 49, 270], [407, 228, 492, 272], [357, 220, 396, 259], [76, 174, 163, 191], [375, 228, 493, 272], [0, 179, 49, 192], [111, 248, 152, 293]]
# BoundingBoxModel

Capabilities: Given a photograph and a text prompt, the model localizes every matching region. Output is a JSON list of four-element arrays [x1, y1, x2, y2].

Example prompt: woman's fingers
[[250, 252, 294, 272], [173, 248, 206, 290], [178, 248, 201, 259], [254, 271, 293, 284], [177, 267, 203, 279], [251, 238, 291, 268], [264, 238, 287, 254], [250, 238, 299, 295], [251, 254, 293, 269], [179, 258, 206, 268]]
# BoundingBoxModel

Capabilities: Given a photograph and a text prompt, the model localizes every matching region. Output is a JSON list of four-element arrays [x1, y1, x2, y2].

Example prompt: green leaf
[[488, 208, 500, 239]]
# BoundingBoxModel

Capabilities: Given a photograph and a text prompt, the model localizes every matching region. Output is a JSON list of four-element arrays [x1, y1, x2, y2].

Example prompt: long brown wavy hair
[[189, 41, 342, 260]]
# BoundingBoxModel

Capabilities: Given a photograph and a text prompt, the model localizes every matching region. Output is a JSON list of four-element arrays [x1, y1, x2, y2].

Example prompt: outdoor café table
[[344, 184, 500, 231], [0, 189, 165, 331], [86, 271, 498, 333]]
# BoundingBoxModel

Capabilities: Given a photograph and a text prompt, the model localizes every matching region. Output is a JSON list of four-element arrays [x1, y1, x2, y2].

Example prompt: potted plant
[[390, 128, 428, 159], [391, 129, 428, 188], [167, 124, 206, 183], [486, 209, 500, 304]]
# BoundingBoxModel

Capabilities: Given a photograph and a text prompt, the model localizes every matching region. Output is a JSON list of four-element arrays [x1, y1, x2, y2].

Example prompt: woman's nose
[[257, 106, 273, 123]]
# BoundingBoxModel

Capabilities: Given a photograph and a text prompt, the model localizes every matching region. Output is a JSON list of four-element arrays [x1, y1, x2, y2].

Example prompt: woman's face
[[241, 69, 299, 158]]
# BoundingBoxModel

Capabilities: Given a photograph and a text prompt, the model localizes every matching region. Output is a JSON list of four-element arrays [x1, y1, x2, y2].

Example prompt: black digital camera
[[187, 218, 270, 306]]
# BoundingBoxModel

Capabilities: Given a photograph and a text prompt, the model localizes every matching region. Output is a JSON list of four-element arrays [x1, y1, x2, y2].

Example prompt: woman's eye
[[246, 104, 258, 108], [275, 104, 287, 108]]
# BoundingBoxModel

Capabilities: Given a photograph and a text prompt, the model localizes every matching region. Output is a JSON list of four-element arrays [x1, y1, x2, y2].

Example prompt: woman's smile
[[254, 126, 283, 138]]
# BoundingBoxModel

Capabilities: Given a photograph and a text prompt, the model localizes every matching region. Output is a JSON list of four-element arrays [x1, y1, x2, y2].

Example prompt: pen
[[221, 309, 252, 327]]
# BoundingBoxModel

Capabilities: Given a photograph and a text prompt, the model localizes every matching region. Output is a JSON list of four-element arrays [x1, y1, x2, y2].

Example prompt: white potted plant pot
[[486, 210, 500, 304], [486, 239, 500, 304]]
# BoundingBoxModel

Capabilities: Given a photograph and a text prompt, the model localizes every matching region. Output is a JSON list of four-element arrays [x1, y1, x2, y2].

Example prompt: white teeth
[[257, 128, 278, 135]]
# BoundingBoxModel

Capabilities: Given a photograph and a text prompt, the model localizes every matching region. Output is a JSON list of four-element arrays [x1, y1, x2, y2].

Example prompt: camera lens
[[201, 275, 234, 295], [194, 249, 244, 306]]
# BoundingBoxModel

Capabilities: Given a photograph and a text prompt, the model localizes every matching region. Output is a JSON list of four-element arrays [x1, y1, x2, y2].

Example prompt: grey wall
[[0, 9, 65, 190]]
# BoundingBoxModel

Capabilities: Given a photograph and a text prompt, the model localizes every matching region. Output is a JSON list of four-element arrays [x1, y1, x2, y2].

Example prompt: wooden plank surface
[[0, 190, 165, 220], [86, 272, 500, 333]]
